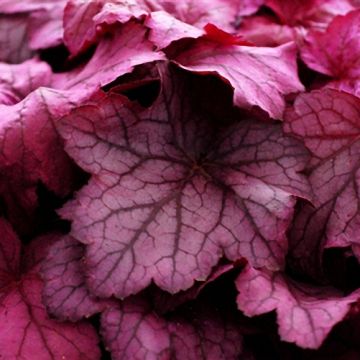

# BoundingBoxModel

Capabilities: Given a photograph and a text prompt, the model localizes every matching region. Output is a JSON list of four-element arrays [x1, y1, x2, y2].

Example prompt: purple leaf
[[237, 15, 296, 47], [63, 0, 105, 55], [41, 235, 111, 321], [265, 0, 354, 29], [301, 10, 360, 97], [101, 297, 243, 360], [0, 218, 21, 288], [64, 0, 265, 54], [284, 89, 360, 273], [53, 21, 165, 95], [0, 88, 85, 232], [23, 233, 61, 272], [57, 64, 309, 298], [145, 11, 204, 49], [27, 2, 65, 49], [0, 14, 33, 63], [175, 41, 303, 119], [0, 273, 101, 360], [236, 265, 360, 349], [0, 58, 52, 105], [0, 0, 67, 50], [0, 219, 101, 360]]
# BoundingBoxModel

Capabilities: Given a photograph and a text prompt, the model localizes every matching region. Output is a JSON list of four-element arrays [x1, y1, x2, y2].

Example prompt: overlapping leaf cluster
[[1, 0, 360, 358]]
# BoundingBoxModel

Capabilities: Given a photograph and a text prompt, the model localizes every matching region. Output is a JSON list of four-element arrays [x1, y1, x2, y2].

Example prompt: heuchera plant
[[1, 0, 360, 359]]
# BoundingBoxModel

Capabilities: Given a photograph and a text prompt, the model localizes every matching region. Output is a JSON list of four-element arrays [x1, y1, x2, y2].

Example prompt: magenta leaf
[[175, 41, 303, 119], [41, 235, 110, 321], [236, 265, 360, 349], [237, 15, 295, 47], [0, 14, 33, 63], [64, 0, 264, 55], [23, 233, 62, 273], [27, 2, 65, 49], [0, 273, 101, 360], [265, 0, 354, 29], [238, 0, 265, 16], [145, 0, 262, 31], [0, 58, 52, 105], [301, 10, 360, 97], [98, 0, 264, 33], [63, 0, 105, 55], [145, 10, 204, 49], [0, 0, 66, 50], [0, 219, 100, 360], [101, 297, 243, 360], [0, 218, 21, 288], [284, 89, 360, 272], [57, 65, 309, 298], [53, 21, 165, 95], [0, 0, 65, 13], [147, 18, 252, 51], [0, 88, 84, 232]]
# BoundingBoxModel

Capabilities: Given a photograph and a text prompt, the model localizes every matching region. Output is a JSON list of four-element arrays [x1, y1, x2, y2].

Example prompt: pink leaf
[[0, 218, 21, 288], [64, 0, 264, 54], [27, 3, 65, 49], [265, 0, 354, 29], [237, 15, 296, 47], [0, 273, 101, 360], [0, 58, 52, 105], [236, 265, 360, 349], [145, 11, 204, 49], [101, 297, 243, 360], [23, 233, 62, 272], [0, 88, 84, 232], [57, 65, 309, 298], [175, 41, 304, 119], [53, 21, 165, 95], [284, 89, 360, 271], [144, 1, 264, 48], [301, 10, 360, 97], [41, 235, 111, 321], [0, 14, 33, 63], [63, 0, 105, 55], [0, 219, 101, 360], [0, 0, 67, 50]]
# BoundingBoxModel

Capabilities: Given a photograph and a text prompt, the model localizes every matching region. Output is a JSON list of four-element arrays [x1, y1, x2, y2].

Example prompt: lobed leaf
[[101, 297, 243, 360], [57, 65, 309, 298], [236, 265, 360, 349], [301, 10, 360, 96], [175, 41, 304, 119], [41, 235, 111, 322], [284, 89, 360, 274]]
